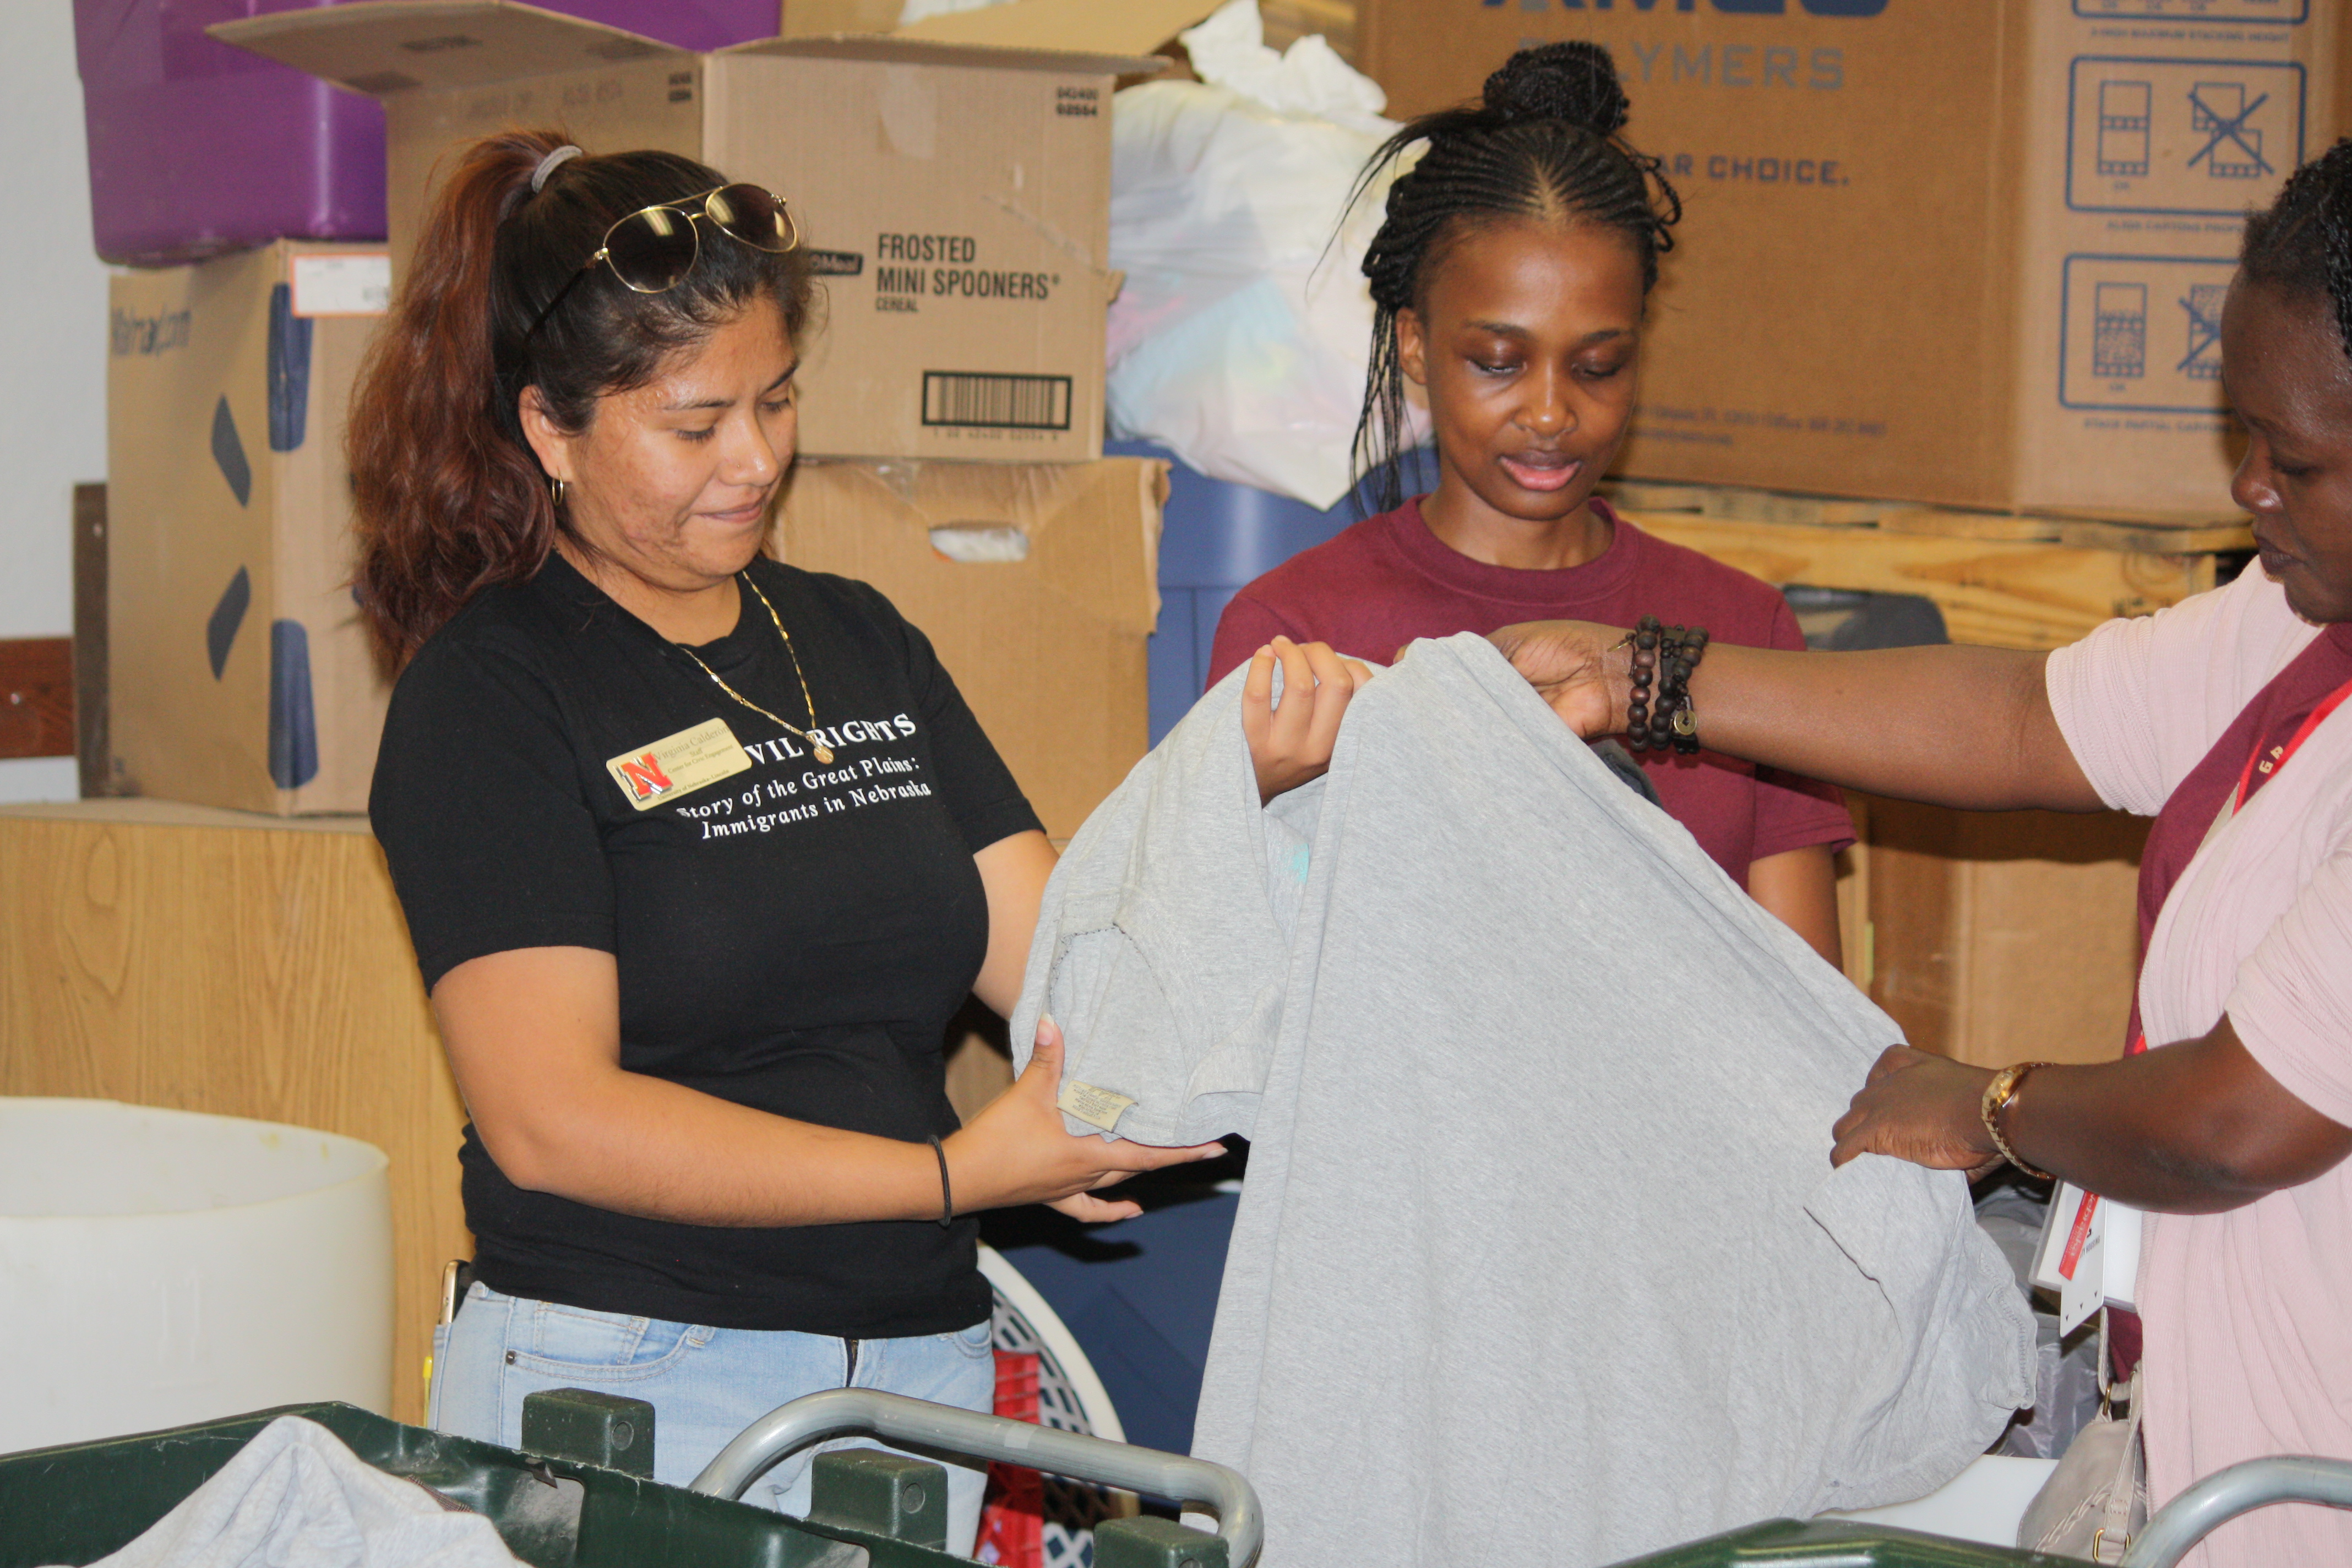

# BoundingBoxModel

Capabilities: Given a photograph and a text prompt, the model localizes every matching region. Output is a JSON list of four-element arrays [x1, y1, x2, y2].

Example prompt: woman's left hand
[[1831, 1046, 2002, 1178]]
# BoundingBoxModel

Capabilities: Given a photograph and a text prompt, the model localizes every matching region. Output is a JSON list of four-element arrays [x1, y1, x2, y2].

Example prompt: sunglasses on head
[[525, 183, 799, 337]]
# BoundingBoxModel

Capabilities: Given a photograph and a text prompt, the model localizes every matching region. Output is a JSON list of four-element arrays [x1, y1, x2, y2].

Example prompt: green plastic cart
[[6, 1385, 2345, 1568], [0, 1387, 1256, 1568]]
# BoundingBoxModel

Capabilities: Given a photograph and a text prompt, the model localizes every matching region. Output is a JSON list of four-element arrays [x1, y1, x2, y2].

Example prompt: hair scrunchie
[[530, 144, 584, 193]]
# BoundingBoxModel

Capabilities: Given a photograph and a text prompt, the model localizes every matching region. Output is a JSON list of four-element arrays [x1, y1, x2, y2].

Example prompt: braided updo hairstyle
[[1350, 42, 1681, 515], [2241, 138, 2352, 360]]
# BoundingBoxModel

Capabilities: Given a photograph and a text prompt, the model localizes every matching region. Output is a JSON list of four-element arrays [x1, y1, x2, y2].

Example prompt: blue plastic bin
[[1112, 441, 1370, 743]]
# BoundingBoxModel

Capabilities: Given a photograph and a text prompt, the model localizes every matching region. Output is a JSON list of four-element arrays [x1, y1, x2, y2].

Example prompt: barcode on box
[[290, 254, 391, 318], [922, 372, 1072, 431]]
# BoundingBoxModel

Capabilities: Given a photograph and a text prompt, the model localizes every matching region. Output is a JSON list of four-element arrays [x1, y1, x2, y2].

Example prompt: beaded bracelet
[[1626, 620, 1659, 739], [1625, 617, 1708, 754]]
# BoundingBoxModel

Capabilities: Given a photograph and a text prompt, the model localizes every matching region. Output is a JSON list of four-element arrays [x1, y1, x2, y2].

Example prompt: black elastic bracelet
[[928, 1134, 954, 1228]]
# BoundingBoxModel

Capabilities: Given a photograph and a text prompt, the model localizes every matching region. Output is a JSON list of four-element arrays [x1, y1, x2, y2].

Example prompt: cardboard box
[[772, 457, 1164, 840], [1355, 2, 2351, 515], [1839, 795, 2147, 1070], [216, 0, 1214, 465], [107, 242, 394, 815]]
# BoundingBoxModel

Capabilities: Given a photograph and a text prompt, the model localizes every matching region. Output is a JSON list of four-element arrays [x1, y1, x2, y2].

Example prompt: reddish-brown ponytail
[[348, 130, 814, 669]]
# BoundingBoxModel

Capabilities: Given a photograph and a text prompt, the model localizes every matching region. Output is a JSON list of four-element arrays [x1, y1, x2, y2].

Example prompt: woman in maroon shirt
[[1207, 43, 1851, 962]]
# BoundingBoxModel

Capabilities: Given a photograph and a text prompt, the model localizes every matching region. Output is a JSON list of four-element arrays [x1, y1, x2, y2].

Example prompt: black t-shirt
[[369, 552, 1041, 1336]]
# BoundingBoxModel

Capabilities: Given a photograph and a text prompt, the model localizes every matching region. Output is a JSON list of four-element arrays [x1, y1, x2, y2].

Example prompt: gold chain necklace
[[675, 575, 835, 764]]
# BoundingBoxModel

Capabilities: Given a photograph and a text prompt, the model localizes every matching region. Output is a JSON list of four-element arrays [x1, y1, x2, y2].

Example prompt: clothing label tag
[[604, 718, 753, 810], [1057, 1080, 1136, 1134], [2031, 1182, 2141, 1335], [290, 254, 391, 317]]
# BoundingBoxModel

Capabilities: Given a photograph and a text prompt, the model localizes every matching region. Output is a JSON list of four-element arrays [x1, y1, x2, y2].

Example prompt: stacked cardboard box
[[219, 0, 1216, 465], [774, 460, 1165, 840], [1355, 0, 2351, 518], [106, 244, 394, 813], [108, 0, 1209, 829]]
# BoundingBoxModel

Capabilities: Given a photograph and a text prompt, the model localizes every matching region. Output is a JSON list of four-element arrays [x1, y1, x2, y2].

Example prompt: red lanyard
[[2231, 676, 2352, 813], [2130, 672, 2352, 1060]]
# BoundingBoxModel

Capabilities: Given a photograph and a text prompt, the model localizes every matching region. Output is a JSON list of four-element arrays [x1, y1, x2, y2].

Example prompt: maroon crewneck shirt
[[1207, 496, 1853, 886]]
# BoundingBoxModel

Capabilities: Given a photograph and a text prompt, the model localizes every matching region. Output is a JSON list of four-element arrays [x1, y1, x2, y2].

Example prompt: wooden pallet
[[1599, 482, 2247, 651], [1601, 480, 2255, 551]]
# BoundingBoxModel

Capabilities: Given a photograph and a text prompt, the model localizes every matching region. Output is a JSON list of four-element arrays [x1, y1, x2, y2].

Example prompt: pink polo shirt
[[2048, 563, 2352, 1568]]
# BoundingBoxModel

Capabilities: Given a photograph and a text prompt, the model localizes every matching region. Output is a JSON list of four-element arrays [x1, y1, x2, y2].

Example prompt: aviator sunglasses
[[525, 183, 799, 336]]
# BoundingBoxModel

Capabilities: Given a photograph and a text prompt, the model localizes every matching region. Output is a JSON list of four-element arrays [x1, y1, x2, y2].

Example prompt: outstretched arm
[[1488, 624, 2106, 813]]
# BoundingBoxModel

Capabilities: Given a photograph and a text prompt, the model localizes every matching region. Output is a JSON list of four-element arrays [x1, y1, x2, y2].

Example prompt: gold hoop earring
[[549, 476, 567, 509]]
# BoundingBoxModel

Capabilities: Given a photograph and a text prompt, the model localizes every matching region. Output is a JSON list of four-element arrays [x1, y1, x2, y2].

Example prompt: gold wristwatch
[[1980, 1061, 2057, 1181]]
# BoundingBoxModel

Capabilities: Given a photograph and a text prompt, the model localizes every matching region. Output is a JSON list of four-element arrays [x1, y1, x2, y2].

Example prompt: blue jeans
[[430, 1282, 995, 1550]]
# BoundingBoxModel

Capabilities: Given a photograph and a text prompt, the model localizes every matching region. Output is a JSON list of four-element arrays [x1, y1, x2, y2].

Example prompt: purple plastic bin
[[77, 1, 790, 267]]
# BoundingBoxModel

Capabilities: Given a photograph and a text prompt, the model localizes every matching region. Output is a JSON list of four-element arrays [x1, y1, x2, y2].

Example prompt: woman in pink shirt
[[1489, 143, 2352, 1566]]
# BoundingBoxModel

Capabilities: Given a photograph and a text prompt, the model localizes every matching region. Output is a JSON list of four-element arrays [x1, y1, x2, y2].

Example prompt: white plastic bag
[[1107, 1, 1425, 508]]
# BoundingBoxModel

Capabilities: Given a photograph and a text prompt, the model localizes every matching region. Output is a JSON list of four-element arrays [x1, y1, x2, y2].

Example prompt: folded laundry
[[1010, 633, 2036, 1567]]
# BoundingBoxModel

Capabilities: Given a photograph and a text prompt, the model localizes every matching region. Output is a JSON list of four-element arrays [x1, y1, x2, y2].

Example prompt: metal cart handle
[[2120, 1456, 2352, 1568], [688, 1387, 1264, 1567]]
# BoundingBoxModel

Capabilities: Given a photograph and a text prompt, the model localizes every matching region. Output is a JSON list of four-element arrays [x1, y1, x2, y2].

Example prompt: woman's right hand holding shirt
[[950, 1018, 1224, 1223]]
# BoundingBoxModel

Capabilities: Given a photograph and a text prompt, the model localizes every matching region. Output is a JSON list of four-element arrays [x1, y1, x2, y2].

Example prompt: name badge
[[605, 718, 753, 810]]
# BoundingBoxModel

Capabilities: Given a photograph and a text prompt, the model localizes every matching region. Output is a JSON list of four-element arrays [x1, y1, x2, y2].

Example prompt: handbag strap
[[2098, 1306, 2117, 1413], [2094, 1368, 2148, 1564]]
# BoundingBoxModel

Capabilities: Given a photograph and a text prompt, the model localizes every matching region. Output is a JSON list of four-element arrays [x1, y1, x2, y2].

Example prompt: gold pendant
[[812, 743, 835, 764]]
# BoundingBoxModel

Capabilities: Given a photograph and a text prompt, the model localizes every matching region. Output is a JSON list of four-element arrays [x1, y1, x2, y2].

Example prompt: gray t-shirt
[[1011, 634, 2034, 1566]]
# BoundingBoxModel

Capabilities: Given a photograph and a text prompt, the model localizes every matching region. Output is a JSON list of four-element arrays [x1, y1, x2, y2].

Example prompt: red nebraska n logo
[[617, 752, 673, 800]]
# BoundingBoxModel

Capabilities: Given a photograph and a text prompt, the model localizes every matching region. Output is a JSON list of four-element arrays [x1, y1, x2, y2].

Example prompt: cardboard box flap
[[210, 0, 687, 97], [891, 0, 1213, 57], [774, 0, 905, 40], [723, 34, 1164, 79], [791, 460, 1163, 635]]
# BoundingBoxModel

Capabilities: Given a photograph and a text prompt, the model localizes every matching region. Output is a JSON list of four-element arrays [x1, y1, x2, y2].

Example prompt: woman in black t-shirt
[[352, 134, 1363, 1537]]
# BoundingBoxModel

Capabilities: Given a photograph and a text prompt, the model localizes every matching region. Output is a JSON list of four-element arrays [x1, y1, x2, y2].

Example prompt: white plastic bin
[[1828, 1453, 2061, 1547], [0, 1098, 393, 1453]]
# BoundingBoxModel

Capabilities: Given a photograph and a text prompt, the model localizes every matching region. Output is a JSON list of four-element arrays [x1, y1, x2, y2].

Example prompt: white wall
[[0, 5, 108, 803]]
